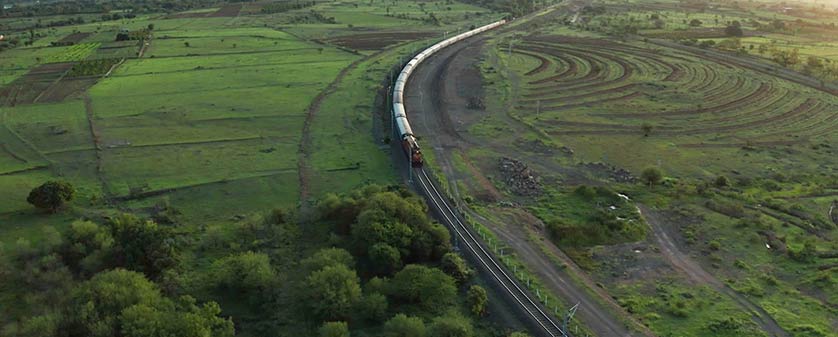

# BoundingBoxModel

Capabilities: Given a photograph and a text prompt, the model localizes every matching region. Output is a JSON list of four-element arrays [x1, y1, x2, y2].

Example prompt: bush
[[27, 181, 75, 212], [641, 167, 663, 187]]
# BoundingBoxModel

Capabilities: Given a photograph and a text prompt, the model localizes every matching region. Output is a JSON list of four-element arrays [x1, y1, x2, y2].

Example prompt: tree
[[27, 180, 75, 212], [368, 243, 402, 275], [428, 313, 474, 337], [714, 175, 730, 188], [653, 19, 665, 29], [725, 24, 743, 37], [440, 252, 472, 284], [319, 321, 350, 337], [210, 251, 276, 298], [641, 167, 663, 187], [108, 214, 179, 280], [509, 333, 532, 337], [689, 19, 702, 27], [389, 265, 456, 312], [59, 220, 114, 277], [640, 123, 653, 137], [147, 23, 154, 30], [120, 296, 234, 337], [302, 248, 355, 273], [184, 41, 190, 47], [466, 285, 488, 316], [305, 264, 362, 320], [356, 292, 388, 322], [69, 269, 162, 336], [383, 314, 426, 337]]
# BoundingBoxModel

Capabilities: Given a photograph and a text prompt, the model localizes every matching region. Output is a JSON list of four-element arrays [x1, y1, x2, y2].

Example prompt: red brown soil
[[0, 62, 74, 106], [37, 77, 98, 103], [210, 4, 242, 17], [325, 31, 437, 50], [167, 4, 241, 18], [57, 32, 92, 44]]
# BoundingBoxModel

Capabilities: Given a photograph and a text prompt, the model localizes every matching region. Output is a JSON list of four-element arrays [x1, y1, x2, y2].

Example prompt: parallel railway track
[[414, 168, 569, 337]]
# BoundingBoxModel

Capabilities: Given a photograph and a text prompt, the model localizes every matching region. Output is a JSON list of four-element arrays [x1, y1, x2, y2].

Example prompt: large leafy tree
[[59, 221, 114, 277], [108, 214, 179, 280], [211, 251, 276, 290], [27, 181, 75, 212], [388, 265, 456, 312], [67, 269, 232, 337], [304, 264, 362, 321], [383, 314, 426, 337], [440, 253, 473, 285], [319, 321, 350, 337], [428, 313, 474, 337]]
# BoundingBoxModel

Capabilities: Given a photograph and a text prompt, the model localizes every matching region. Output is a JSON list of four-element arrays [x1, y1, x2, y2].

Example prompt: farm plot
[[325, 31, 438, 50], [77, 36, 358, 223], [43, 43, 101, 63], [489, 35, 838, 176], [0, 62, 74, 106]]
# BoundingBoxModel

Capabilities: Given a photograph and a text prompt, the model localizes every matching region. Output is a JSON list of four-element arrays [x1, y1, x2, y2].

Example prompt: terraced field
[[507, 36, 837, 150]]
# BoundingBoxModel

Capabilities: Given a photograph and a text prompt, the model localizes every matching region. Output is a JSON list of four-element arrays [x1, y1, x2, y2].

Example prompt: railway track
[[413, 168, 569, 337]]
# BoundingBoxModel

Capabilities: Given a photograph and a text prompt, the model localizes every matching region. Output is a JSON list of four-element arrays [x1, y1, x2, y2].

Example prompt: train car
[[392, 20, 506, 170]]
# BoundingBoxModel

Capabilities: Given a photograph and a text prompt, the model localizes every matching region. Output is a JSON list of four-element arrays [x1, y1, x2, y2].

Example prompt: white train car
[[393, 20, 506, 167]]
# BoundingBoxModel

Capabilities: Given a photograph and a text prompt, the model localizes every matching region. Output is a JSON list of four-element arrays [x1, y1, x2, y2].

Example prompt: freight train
[[392, 20, 506, 167]]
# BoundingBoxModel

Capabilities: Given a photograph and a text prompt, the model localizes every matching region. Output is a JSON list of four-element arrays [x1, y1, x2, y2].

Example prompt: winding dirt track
[[638, 205, 790, 337], [404, 25, 648, 337]]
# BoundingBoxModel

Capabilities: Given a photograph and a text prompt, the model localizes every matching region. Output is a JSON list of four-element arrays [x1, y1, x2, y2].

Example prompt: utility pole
[[562, 302, 579, 337]]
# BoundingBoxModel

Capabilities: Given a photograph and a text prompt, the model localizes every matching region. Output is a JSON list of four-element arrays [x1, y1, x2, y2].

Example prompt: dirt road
[[637, 205, 790, 337], [404, 26, 650, 337]]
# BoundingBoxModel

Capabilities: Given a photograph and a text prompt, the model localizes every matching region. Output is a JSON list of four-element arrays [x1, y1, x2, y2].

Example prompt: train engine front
[[393, 103, 423, 168]]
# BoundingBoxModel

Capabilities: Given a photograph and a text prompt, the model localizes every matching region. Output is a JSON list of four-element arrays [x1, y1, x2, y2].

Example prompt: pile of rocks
[[499, 157, 542, 196], [583, 162, 635, 183]]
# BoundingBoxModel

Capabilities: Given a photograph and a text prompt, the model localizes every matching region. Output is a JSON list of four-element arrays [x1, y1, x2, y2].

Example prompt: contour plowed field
[[505, 35, 838, 148]]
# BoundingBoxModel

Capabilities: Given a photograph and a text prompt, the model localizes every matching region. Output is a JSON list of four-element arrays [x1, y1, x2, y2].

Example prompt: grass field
[[0, 1, 510, 336], [0, 0, 500, 239], [433, 3, 838, 336]]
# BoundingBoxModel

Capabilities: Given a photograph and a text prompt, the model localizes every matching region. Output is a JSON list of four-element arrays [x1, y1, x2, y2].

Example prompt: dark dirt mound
[[498, 157, 542, 196], [326, 31, 437, 50]]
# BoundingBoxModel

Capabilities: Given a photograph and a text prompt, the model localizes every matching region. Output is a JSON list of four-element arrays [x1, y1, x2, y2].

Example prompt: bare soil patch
[[0, 62, 74, 106], [38, 77, 99, 103], [57, 32, 92, 44], [167, 4, 241, 18], [326, 31, 437, 50]]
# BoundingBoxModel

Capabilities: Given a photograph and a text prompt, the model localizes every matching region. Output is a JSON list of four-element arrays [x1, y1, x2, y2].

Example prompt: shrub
[[27, 181, 75, 212]]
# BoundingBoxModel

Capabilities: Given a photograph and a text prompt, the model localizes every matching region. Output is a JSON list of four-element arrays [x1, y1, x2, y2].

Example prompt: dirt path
[[637, 204, 790, 337], [83, 95, 112, 200], [405, 27, 650, 337], [298, 40, 417, 211]]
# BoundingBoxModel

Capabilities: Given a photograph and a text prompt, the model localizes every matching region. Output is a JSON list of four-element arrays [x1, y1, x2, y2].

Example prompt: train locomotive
[[392, 20, 507, 168]]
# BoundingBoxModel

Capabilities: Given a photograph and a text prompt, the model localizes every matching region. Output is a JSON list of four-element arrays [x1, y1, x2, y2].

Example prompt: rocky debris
[[499, 157, 542, 196], [582, 162, 635, 183], [466, 96, 485, 110], [513, 139, 574, 157]]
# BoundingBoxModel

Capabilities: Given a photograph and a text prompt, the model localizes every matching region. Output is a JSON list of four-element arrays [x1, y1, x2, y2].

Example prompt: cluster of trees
[[0, 215, 232, 336], [4, 183, 531, 336], [307, 185, 501, 336], [0, 0, 219, 18], [260, 1, 316, 14], [287, 9, 337, 24], [67, 58, 122, 77]]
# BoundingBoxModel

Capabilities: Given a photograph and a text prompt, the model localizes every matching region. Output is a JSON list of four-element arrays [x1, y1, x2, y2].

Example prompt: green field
[[0, 1, 520, 336], [426, 2, 838, 336]]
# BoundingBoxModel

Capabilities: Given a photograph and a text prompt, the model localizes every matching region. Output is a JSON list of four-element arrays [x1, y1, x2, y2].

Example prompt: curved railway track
[[392, 18, 573, 337], [414, 167, 568, 337]]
